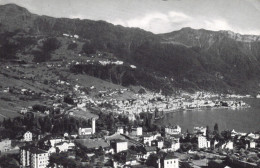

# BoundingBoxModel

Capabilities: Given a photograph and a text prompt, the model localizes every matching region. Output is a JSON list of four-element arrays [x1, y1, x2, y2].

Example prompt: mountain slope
[[1, 4, 260, 94]]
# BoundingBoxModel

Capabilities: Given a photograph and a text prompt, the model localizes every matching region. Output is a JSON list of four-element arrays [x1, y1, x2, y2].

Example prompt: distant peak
[[0, 3, 29, 12]]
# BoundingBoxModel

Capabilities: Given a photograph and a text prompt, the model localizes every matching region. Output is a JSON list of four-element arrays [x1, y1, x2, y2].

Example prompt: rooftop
[[145, 146, 157, 152], [21, 146, 48, 154], [164, 154, 178, 160], [75, 139, 109, 149]]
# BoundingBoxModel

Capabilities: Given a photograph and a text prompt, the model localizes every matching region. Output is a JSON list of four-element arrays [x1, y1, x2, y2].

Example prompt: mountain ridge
[[1, 3, 260, 94]]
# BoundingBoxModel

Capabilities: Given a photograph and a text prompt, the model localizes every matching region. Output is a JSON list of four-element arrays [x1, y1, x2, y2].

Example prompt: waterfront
[[156, 98, 260, 133]]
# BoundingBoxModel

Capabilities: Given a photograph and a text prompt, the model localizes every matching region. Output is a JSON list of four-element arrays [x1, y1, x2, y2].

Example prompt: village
[[0, 79, 259, 168], [0, 114, 259, 168]]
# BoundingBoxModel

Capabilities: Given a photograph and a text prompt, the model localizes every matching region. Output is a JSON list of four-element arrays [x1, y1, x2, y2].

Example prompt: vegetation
[[67, 43, 78, 50], [33, 37, 61, 62], [0, 154, 19, 168]]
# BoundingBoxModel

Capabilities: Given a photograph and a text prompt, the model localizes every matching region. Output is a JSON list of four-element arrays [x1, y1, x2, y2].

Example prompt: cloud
[[110, 11, 191, 33], [204, 19, 233, 32]]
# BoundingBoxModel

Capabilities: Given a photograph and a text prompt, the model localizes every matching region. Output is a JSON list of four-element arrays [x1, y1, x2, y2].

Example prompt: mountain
[[1, 4, 260, 94]]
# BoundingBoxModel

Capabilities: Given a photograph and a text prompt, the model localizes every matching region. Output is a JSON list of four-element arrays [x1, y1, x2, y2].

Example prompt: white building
[[171, 140, 180, 151], [20, 146, 49, 168], [165, 125, 181, 135], [249, 141, 256, 148], [194, 127, 207, 136], [117, 127, 124, 134], [198, 136, 210, 148], [143, 133, 161, 146], [48, 138, 66, 147], [113, 139, 128, 153], [0, 139, 11, 153], [157, 141, 164, 149], [48, 141, 75, 153], [20, 108, 28, 114], [78, 118, 96, 135], [23, 131, 32, 142], [137, 127, 143, 136], [163, 154, 179, 168], [222, 141, 233, 150]]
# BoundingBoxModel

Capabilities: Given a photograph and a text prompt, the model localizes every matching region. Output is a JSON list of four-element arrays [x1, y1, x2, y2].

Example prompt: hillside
[[1, 4, 260, 95]]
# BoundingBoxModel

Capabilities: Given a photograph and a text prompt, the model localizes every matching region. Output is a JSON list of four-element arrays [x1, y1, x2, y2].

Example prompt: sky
[[0, 0, 260, 35]]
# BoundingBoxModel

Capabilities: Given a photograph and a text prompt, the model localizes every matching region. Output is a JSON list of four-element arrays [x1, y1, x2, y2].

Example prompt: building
[[221, 141, 233, 150], [143, 133, 161, 146], [165, 125, 181, 135], [157, 141, 164, 149], [171, 139, 180, 151], [42, 135, 66, 147], [0, 139, 12, 153], [48, 141, 75, 153], [111, 139, 128, 153], [162, 154, 179, 168], [78, 118, 96, 135], [20, 146, 49, 168], [249, 141, 256, 148], [117, 127, 124, 134], [198, 136, 210, 148], [143, 146, 157, 159], [137, 127, 143, 136], [194, 127, 207, 136], [23, 131, 33, 142]]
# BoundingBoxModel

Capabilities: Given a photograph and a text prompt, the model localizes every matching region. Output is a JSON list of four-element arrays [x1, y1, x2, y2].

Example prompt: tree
[[33, 37, 61, 62], [64, 95, 74, 105], [43, 117, 52, 133], [214, 123, 219, 134], [82, 41, 96, 54], [145, 154, 158, 167], [206, 125, 210, 138]]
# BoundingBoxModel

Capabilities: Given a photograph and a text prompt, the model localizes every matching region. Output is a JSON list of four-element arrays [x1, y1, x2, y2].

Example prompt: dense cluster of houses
[[0, 118, 259, 168]]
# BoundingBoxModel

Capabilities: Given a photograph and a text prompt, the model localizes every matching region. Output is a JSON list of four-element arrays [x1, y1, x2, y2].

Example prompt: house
[[247, 133, 260, 140], [48, 141, 75, 153], [143, 133, 161, 146], [131, 127, 143, 136], [64, 133, 69, 137], [0, 139, 12, 153], [137, 127, 143, 136], [23, 131, 33, 142], [165, 125, 181, 135], [20, 108, 28, 114], [155, 140, 164, 149], [198, 136, 210, 148], [55, 141, 75, 152], [143, 146, 157, 159], [20, 146, 49, 168], [249, 141, 256, 148], [42, 135, 66, 148], [171, 139, 180, 151], [78, 118, 96, 135], [221, 141, 233, 150], [194, 127, 207, 136], [117, 127, 124, 134], [162, 154, 179, 168], [111, 139, 128, 153]]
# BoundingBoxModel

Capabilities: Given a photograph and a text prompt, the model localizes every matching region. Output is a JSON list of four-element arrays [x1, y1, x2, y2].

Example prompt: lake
[[155, 98, 260, 133]]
